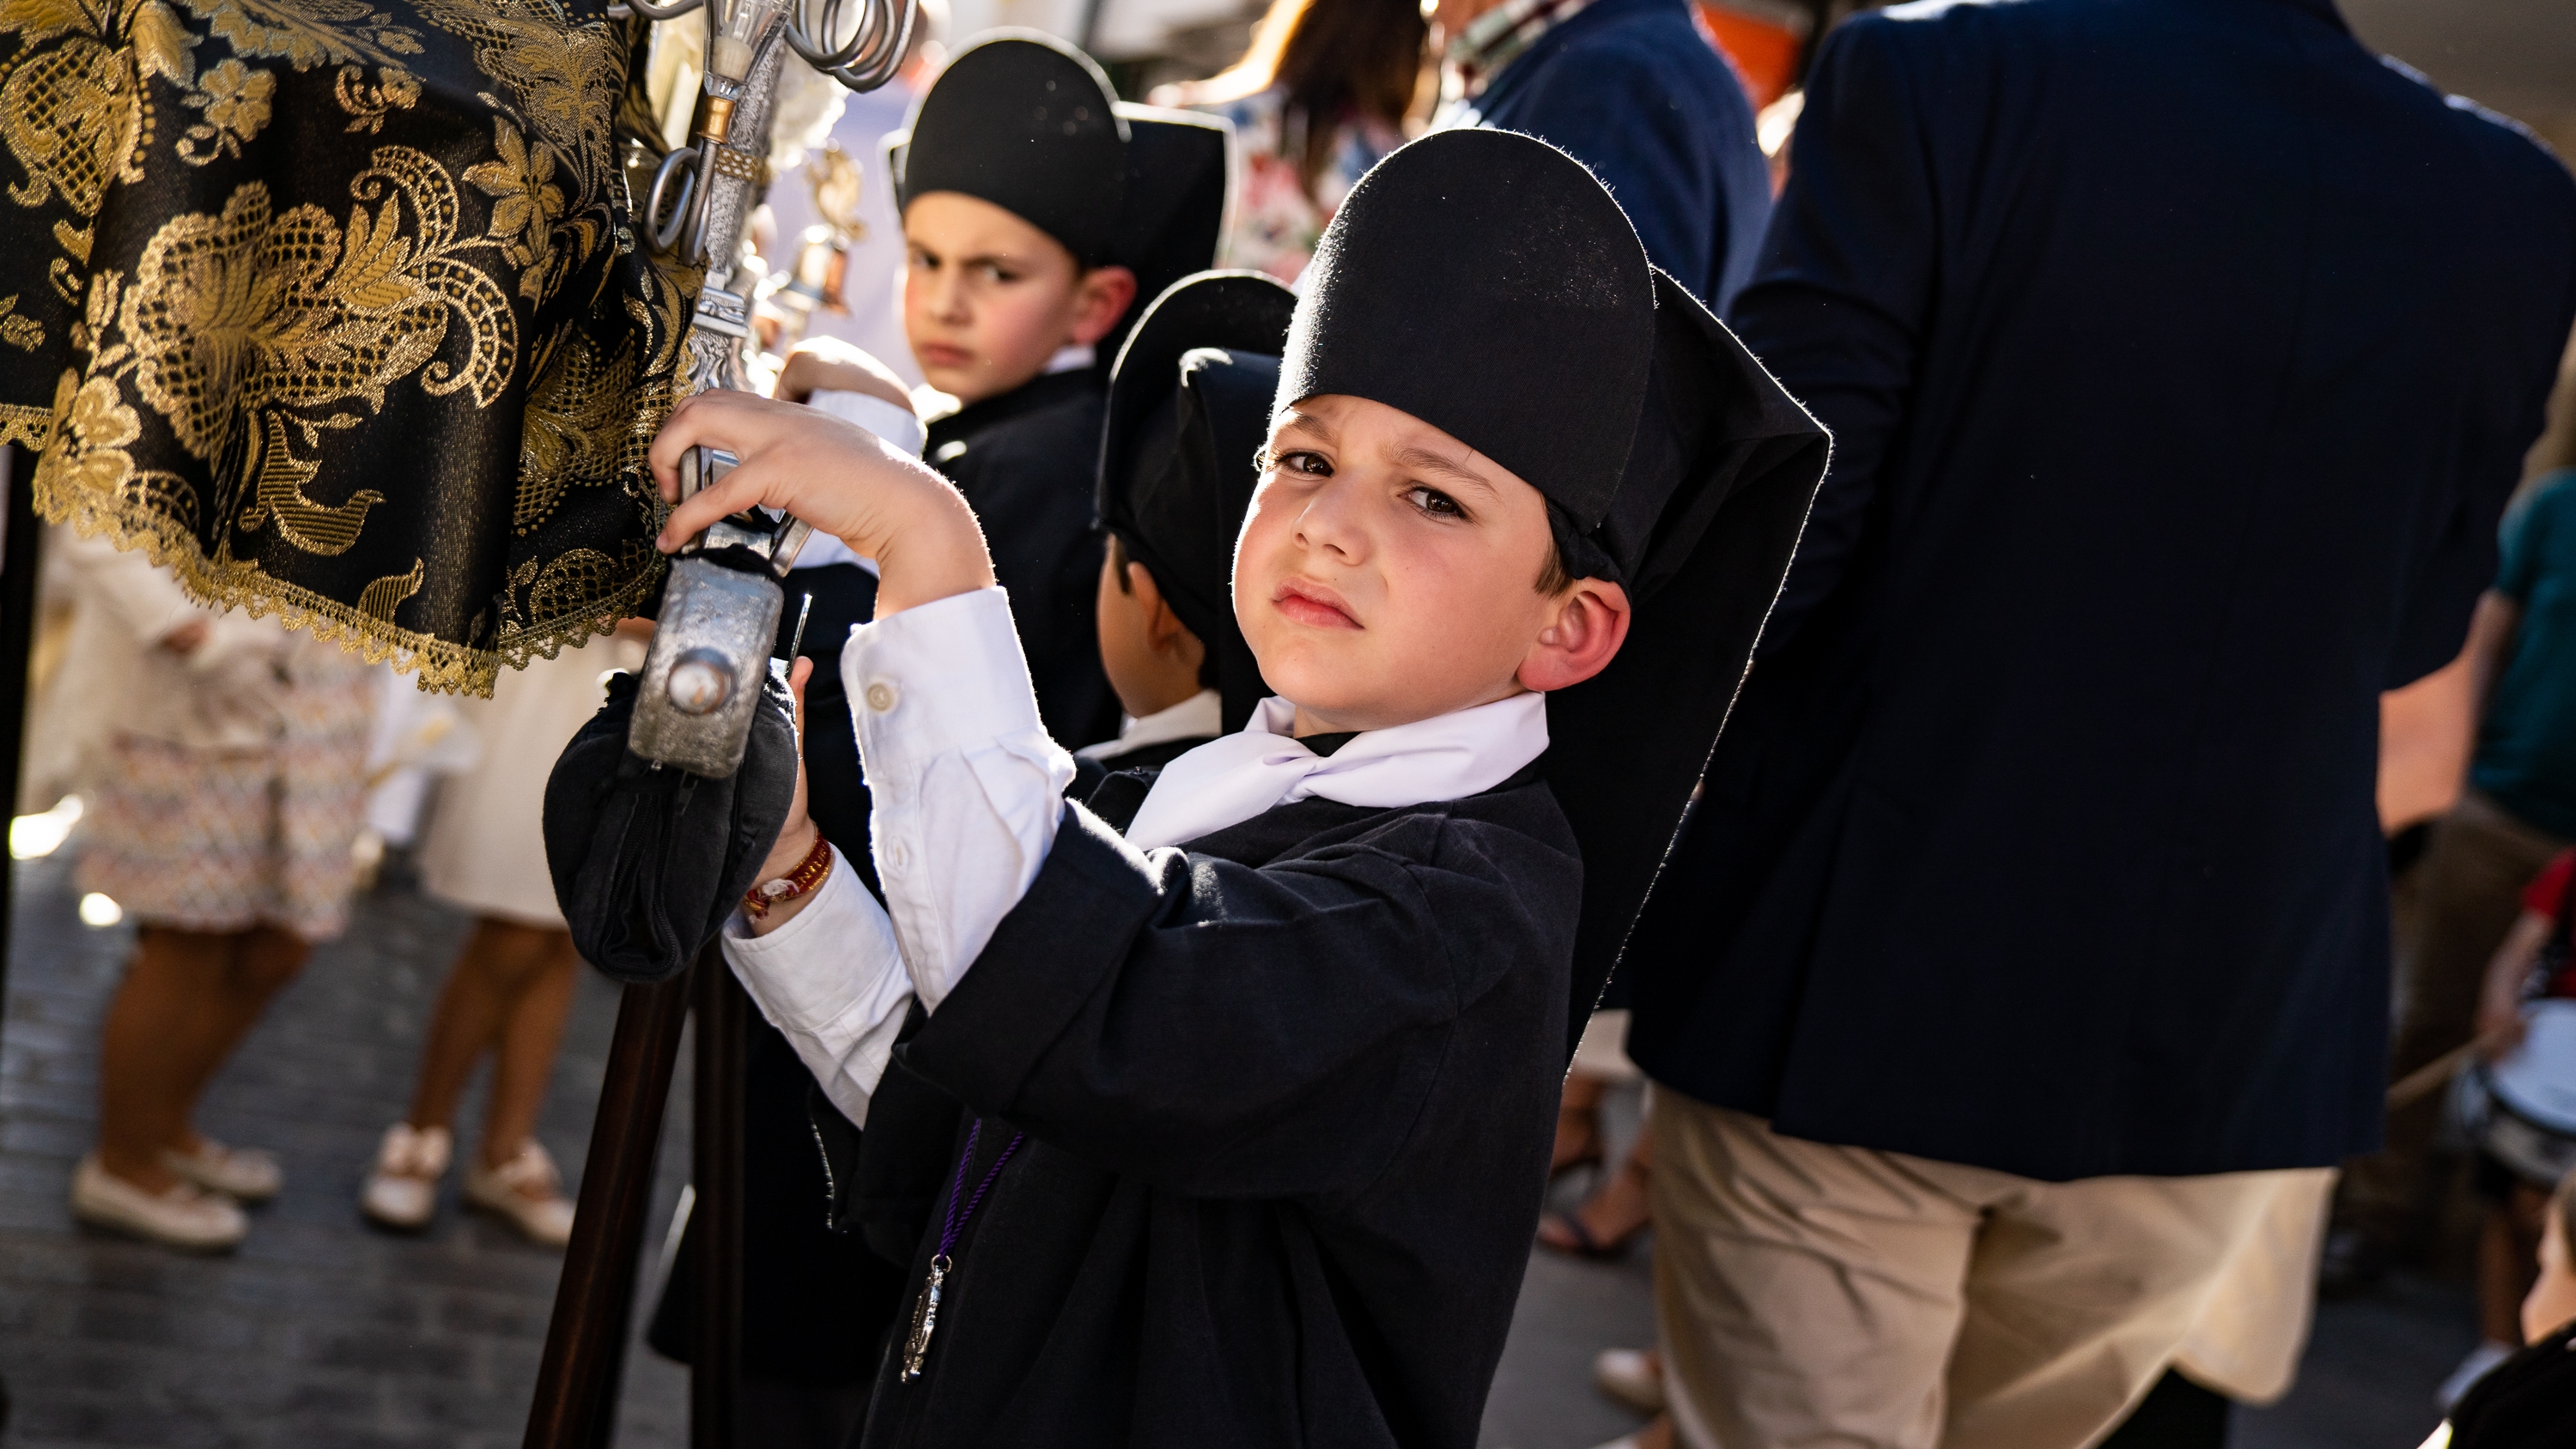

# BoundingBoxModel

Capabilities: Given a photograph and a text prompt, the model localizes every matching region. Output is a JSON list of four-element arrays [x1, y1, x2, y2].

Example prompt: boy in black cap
[[1079, 270, 1297, 796], [654, 130, 1825, 1447], [789, 33, 1227, 751]]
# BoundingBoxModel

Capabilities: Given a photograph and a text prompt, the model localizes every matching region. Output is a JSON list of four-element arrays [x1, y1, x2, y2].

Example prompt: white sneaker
[[465, 1141, 576, 1249], [70, 1154, 247, 1252], [2436, 1338, 2516, 1409], [161, 1137, 283, 1202], [360, 1123, 453, 1231], [1593, 1346, 1667, 1414]]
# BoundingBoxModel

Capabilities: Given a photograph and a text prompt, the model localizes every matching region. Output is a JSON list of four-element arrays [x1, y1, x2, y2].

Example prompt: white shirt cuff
[[844, 588, 1051, 780], [808, 389, 927, 458], [720, 852, 914, 1125]]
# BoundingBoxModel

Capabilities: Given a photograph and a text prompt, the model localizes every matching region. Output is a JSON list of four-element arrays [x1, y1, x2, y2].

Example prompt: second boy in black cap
[[879, 33, 1226, 749], [1078, 270, 1297, 797]]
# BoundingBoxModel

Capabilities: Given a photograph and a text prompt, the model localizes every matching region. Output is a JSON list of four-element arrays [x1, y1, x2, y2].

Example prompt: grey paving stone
[[0, 852, 689, 1447]]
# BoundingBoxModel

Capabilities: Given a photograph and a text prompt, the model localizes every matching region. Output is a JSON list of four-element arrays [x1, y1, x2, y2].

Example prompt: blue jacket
[[1625, 0, 2576, 1180], [1449, 0, 1770, 311]]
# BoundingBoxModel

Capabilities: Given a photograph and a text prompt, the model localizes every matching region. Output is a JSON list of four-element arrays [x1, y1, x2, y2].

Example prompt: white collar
[[1121, 692, 1549, 850], [1042, 343, 1097, 375], [1077, 688, 1223, 762]]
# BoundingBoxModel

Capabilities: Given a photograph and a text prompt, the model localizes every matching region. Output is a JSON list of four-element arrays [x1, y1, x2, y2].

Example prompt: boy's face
[[900, 192, 1135, 405], [1234, 394, 1630, 734]]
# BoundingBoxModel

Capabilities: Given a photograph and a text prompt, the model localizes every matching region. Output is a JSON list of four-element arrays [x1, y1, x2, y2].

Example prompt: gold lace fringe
[[31, 467, 663, 697]]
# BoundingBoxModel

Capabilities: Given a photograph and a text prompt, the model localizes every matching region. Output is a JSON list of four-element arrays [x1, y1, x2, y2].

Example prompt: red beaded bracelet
[[743, 830, 833, 919]]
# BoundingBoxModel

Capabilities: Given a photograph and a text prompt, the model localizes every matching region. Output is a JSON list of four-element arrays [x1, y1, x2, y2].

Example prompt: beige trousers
[[1650, 1094, 2333, 1449]]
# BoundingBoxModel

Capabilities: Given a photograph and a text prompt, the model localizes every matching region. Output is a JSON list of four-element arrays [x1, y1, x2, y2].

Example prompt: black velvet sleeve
[[896, 799, 1577, 1200]]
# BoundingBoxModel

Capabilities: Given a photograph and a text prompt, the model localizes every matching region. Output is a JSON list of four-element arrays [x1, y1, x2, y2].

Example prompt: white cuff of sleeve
[[844, 588, 1048, 781], [720, 852, 918, 1127], [808, 389, 927, 458]]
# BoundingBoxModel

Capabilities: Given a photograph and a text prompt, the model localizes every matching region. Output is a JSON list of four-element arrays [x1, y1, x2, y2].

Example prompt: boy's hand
[[775, 338, 915, 415], [651, 389, 994, 615]]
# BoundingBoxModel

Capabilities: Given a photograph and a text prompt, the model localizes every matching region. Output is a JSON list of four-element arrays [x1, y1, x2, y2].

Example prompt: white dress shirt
[[1074, 688, 1222, 765], [721, 588, 1552, 1125]]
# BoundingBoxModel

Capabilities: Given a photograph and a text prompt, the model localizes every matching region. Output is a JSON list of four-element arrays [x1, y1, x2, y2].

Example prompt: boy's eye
[[975, 262, 1018, 284], [1270, 449, 1331, 478], [1403, 485, 1467, 519]]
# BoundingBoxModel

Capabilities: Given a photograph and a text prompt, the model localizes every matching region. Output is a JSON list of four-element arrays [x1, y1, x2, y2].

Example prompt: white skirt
[[417, 634, 645, 927]]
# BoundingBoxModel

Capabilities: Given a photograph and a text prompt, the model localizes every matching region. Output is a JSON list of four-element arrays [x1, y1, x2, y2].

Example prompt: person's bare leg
[[99, 925, 308, 1187], [404, 918, 560, 1133], [1557, 1070, 1610, 1173], [98, 929, 230, 1190], [2482, 1184, 2553, 1346], [478, 929, 580, 1170], [1540, 1125, 1656, 1253], [170, 925, 310, 1155]]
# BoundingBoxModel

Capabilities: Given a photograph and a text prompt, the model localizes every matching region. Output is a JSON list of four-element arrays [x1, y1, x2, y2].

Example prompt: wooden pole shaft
[[690, 957, 747, 1448], [523, 965, 694, 1449]]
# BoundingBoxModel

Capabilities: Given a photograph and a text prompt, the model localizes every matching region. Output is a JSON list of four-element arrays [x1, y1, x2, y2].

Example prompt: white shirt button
[[865, 680, 898, 712], [887, 843, 909, 869]]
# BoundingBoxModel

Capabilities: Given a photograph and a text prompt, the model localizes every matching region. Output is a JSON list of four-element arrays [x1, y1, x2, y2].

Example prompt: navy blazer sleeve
[[1504, 51, 1722, 303], [1728, 20, 1936, 649]]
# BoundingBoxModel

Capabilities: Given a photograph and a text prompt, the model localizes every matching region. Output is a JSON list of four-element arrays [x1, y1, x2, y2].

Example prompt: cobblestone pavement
[[0, 849, 2483, 1449], [0, 852, 690, 1449]]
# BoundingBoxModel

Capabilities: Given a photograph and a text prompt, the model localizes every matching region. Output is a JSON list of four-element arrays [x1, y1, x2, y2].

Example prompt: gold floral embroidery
[[3, 2, 680, 694], [31, 370, 139, 495], [0, 294, 41, 350], [356, 555, 422, 621], [175, 54, 267, 161]]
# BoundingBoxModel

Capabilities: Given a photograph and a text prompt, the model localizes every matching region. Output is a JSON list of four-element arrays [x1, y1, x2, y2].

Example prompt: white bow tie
[[1121, 692, 1550, 850]]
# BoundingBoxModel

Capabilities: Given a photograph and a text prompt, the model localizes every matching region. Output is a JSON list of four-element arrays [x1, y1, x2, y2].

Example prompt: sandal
[[361, 1123, 453, 1231], [465, 1141, 576, 1249]]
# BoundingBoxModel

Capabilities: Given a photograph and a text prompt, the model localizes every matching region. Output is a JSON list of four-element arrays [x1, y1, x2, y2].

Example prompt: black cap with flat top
[[1273, 128, 1831, 1058], [888, 36, 1228, 339], [1098, 271, 1298, 733], [892, 33, 1128, 264]]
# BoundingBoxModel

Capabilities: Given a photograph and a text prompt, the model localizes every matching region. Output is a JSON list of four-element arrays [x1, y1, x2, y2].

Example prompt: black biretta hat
[[1099, 272, 1297, 731], [1277, 129, 1658, 533], [1543, 271, 1828, 1058], [892, 33, 1128, 264], [1097, 105, 1230, 362], [1275, 129, 1829, 1058]]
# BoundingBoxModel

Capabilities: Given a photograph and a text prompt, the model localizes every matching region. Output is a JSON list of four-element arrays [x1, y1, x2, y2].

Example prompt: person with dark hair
[[1155, 0, 1425, 282], [1429, 0, 1767, 312], [1613, 0, 2576, 1444]]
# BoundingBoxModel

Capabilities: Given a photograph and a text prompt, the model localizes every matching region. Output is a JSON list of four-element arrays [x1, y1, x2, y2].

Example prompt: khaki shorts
[[1651, 1093, 2331, 1449]]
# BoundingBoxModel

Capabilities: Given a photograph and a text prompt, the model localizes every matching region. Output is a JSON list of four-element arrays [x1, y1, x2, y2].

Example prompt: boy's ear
[[1517, 578, 1631, 694], [1067, 264, 1139, 348]]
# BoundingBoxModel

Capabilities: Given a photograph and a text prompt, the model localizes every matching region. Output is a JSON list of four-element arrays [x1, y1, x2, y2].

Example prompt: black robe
[[829, 765, 1579, 1448], [926, 372, 1121, 749]]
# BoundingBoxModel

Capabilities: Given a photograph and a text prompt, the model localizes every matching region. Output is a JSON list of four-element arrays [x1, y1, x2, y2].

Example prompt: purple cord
[[937, 1119, 1024, 1259]]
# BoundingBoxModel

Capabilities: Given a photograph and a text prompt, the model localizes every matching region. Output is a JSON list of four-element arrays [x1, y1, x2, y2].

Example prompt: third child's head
[[893, 35, 1139, 405], [1236, 130, 1660, 734]]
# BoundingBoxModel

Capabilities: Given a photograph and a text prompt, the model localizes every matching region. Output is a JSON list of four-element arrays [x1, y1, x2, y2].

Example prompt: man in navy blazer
[[1431, 0, 1770, 312], [1619, 0, 2576, 1443]]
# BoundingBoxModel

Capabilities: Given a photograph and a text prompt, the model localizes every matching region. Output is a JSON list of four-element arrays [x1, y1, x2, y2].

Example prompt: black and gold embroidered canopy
[[0, 0, 691, 694]]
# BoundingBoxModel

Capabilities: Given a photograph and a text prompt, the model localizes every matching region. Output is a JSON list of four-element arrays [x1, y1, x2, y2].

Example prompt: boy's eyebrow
[[1274, 409, 1337, 445], [1391, 445, 1502, 502]]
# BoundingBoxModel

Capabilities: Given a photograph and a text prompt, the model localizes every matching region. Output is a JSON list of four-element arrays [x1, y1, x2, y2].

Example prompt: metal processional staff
[[523, 1, 913, 1444]]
